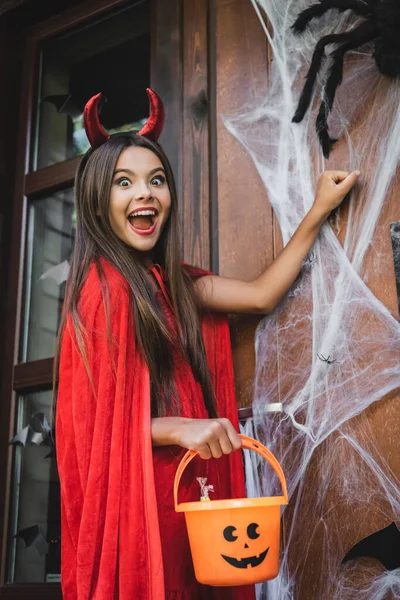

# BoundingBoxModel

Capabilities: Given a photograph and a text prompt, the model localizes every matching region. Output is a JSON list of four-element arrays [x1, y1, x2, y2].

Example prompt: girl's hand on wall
[[176, 418, 242, 459], [312, 170, 360, 218]]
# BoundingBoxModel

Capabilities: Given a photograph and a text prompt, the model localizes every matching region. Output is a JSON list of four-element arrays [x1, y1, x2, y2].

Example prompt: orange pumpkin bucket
[[174, 434, 288, 586]]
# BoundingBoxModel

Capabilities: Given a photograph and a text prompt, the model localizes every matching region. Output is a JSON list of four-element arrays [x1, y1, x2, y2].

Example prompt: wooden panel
[[152, 0, 211, 268], [0, 0, 26, 17], [13, 358, 53, 392], [26, 0, 128, 40], [151, 0, 183, 222], [0, 584, 61, 599], [181, 0, 210, 269], [25, 157, 80, 196], [215, 0, 273, 407], [0, 33, 35, 584], [208, 0, 219, 273], [238, 405, 253, 421], [0, 16, 22, 588]]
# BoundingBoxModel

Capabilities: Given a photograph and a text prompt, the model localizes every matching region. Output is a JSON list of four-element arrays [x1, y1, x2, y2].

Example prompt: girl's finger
[[327, 170, 349, 181], [207, 439, 223, 459], [223, 421, 243, 452], [218, 428, 234, 455], [198, 443, 212, 460], [338, 171, 360, 194]]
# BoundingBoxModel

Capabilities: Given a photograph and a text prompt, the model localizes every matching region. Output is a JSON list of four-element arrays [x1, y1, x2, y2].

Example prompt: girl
[[55, 89, 359, 600]]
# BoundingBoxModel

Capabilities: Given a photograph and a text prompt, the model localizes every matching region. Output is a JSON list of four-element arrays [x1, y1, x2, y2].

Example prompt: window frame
[[0, 0, 153, 595]]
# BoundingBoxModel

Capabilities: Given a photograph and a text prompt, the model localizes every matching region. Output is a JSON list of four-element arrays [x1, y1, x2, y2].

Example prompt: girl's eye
[[151, 174, 165, 186], [117, 177, 130, 187]]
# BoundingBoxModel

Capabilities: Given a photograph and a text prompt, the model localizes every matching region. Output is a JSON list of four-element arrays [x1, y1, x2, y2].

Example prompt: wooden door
[[211, 1, 400, 598]]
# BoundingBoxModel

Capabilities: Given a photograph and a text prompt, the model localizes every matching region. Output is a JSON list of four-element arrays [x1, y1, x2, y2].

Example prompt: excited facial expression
[[108, 146, 171, 258]]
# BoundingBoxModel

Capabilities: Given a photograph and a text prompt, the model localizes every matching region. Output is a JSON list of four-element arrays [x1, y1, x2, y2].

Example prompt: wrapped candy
[[197, 477, 214, 502]]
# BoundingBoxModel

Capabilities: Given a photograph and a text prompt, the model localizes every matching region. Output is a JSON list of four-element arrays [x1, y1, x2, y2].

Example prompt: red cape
[[56, 260, 253, 599]]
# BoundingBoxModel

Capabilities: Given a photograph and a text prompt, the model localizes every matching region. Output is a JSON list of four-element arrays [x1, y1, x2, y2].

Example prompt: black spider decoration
[[292, 0, 400, 158], [317, 353, 338, 364]]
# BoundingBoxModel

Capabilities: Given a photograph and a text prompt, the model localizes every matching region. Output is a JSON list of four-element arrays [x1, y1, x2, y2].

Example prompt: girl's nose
[[135, 181, 152, 200]]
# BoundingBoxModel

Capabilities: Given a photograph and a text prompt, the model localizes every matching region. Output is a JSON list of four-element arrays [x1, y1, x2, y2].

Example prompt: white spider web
[[230, 1, 400, 598]]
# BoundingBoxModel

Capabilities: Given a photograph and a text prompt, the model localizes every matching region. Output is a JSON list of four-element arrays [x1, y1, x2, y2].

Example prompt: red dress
[[151, 267, 254, 599], [56, 260, 255, 600]]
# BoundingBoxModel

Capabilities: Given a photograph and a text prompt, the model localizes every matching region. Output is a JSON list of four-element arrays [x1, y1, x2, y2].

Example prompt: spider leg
[[317, 353, 327, 361], [292, 0, 371, 34], [292, 28, 369, 123], [315, 20, 376, 157]]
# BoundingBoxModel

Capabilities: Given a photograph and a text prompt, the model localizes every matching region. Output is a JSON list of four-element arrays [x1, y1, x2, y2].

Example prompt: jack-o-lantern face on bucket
[[221, 522, 269, 569], [174, 435, 287, 586], [183, 505, 282, 585]]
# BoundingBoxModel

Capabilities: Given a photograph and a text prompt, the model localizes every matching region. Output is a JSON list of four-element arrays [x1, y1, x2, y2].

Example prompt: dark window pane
[[32, 0, 150, 170], [21, 188, 74, 362], [390, 220, 400, 314], [8, 391, 60, 583]]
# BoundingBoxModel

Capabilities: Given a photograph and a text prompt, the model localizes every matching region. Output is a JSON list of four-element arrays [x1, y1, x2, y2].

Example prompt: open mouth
[[221, 547, 269, 569], [128, 208, 158, 235]]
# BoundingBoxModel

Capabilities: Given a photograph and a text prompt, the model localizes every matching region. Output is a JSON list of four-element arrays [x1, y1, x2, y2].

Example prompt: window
[[390, 220, 400, 314], [7, 0, 150, 586], [33, 0, 150, 170]]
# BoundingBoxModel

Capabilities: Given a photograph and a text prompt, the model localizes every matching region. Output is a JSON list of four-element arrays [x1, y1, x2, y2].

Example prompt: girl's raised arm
[[194, 170, 360, 315]]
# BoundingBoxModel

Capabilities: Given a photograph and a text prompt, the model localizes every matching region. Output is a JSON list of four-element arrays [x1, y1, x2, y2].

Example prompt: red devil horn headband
[[83, 88, 165, 149]]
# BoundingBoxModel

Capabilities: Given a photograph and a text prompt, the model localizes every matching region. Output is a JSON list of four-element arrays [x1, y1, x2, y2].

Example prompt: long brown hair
[[54, 133, 217, 418]]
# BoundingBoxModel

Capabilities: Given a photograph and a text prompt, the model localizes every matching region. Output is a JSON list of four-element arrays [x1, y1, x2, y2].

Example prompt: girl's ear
[[96, 206, 101, 216]]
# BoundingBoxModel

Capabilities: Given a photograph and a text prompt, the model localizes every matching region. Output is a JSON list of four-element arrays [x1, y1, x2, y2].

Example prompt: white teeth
[[129, 209, 156, 217]]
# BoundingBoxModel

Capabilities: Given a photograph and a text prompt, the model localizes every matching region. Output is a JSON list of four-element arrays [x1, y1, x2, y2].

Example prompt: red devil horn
[[83, 89, 165, 149], [83, 93, 110, 149], [138, 88, 165, 141]]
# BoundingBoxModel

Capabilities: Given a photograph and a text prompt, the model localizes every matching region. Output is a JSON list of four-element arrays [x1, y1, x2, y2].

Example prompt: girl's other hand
[[176, 418, 242, 459], [312, 170, 360, 218]]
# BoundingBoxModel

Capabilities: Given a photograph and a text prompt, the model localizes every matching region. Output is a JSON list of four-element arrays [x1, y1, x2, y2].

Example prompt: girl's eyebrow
[[113, 167, 166, 176]]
